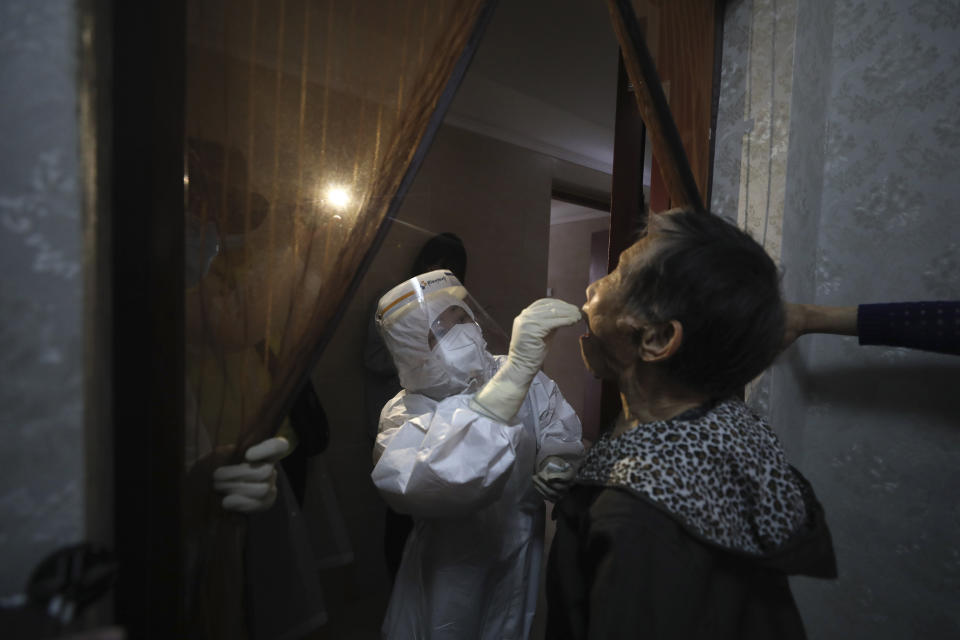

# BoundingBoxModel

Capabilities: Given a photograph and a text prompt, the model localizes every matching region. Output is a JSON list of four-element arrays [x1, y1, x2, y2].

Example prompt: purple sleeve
[[857, 301, 960, 355]]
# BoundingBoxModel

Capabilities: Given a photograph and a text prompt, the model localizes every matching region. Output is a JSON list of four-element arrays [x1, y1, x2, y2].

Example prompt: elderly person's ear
[[619, 317, 683, 362]]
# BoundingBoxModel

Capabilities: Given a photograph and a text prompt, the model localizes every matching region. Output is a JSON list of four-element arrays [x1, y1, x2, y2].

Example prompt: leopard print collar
[[577, 397, 808, 556]]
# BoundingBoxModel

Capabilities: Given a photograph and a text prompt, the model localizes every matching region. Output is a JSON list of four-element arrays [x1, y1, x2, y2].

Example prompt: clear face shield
[[376, 270, 508, 400]]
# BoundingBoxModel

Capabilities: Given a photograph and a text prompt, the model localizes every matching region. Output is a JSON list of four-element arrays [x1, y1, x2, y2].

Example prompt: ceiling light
[[326, 186, 351, 209]]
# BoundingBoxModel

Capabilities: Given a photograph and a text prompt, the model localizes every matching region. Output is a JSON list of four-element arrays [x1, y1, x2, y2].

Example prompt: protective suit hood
[[376, 270, 497, 400]]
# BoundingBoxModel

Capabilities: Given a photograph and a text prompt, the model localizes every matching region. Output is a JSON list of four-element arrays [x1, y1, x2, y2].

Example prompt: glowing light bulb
[[326, 186, 351, 209]]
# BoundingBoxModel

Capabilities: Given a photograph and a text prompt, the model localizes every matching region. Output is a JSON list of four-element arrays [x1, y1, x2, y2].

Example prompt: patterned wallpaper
[[714, 0, 960, 637], [801, 1, 960, 636], [0, 0, 84, 595]]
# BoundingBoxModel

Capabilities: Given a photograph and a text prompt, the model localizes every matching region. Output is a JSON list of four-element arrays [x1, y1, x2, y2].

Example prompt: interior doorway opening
[[543, 194, 611, 444]]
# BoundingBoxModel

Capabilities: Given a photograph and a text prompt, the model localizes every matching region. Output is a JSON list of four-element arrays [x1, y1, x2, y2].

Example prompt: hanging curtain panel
[[182, 1, 491, 637]]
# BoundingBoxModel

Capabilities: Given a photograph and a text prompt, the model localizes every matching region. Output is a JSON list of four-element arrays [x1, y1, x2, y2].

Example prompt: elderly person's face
[[580, 231, 665, 380]]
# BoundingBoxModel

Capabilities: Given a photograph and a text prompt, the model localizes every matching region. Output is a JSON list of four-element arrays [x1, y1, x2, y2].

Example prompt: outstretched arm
[[783, 304, 857, 348], [784, 301, 959, 355]]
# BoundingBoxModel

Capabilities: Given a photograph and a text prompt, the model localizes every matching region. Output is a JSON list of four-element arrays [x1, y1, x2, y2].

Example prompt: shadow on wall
[[802, 360, 960, 425]]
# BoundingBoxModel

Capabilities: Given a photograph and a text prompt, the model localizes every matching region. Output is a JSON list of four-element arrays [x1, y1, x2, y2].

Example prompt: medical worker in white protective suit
[[371, 269, 584, 640]]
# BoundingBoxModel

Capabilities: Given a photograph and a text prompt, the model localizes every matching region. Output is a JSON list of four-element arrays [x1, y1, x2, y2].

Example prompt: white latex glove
[[212, 437, 290, 513], [470, 298, 581, 423], [532, 455, 578, 502]]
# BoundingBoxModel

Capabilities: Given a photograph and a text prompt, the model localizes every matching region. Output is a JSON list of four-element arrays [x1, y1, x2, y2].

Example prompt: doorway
[[543, 195, 611, 444]]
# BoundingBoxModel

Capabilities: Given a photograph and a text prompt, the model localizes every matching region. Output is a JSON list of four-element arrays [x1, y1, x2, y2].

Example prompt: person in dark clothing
[[546, 208, 837, 640], [784, 301, 960, 355], [362, 232, 468, 583], [283, 380, 330, 506]]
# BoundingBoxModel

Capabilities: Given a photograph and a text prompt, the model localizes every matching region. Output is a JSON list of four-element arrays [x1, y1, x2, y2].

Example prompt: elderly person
[[546, 209, 837, 640], [371, 270, 584, 639]]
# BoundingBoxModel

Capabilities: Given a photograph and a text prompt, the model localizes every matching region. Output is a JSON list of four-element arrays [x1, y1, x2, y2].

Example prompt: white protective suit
[[371, 272, 583, 640]]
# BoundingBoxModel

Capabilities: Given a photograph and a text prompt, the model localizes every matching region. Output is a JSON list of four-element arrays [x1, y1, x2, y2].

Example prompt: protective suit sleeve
[[371, 393, 523, 518], [529, 372, 584, 468]]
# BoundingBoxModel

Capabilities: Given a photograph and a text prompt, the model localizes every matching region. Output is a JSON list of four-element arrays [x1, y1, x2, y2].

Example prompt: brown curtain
[[183, 1, 489, 636]]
